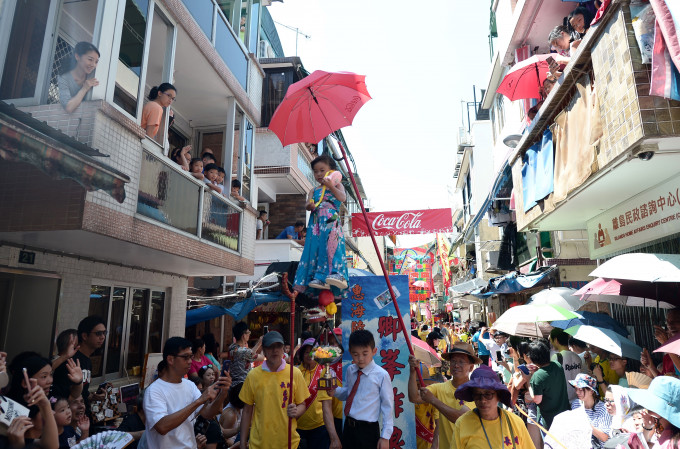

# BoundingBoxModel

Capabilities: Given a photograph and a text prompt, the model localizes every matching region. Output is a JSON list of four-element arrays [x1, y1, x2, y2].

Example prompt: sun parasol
[[563, 325, 642, 359], [492, 304, 580, 337], [528, 287, 583, 311], [411, 336, 442, 367], [269, 70, 372, 146], [496, 54, 561, 101], [551, 310, 629, 336], [654, 332, 680, 357], [575, 277, 677, 308]]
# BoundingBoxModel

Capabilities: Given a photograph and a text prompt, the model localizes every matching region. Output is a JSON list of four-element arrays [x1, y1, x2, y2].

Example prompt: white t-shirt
[[144, 378, 202, 449], [256, 220, 263, 231], [552, 349, 584, 402]]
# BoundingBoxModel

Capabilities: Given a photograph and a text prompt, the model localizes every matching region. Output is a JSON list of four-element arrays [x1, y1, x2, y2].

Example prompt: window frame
[[89, 281, 167, 383], [0, 0, 61, 106]]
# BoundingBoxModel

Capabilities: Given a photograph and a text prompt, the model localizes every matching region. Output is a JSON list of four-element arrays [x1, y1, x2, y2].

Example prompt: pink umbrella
[[269, 70, 372, 146], [496, 54, 560, 101], [411, 336, 442, 367], [654, 332, 680, 356], [575, 277, 677, 308]]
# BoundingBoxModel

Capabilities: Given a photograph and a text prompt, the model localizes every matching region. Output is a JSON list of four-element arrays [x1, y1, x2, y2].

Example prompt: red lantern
[[318, 290, 334, 306]]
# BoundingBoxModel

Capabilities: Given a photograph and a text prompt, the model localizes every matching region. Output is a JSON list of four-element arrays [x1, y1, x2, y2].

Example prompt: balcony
[[507, 1, 680, 236], [0, 100, 255, 277], [137, 149, 242, 252]]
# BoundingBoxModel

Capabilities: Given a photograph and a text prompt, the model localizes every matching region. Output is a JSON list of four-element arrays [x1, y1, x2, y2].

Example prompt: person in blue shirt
[[330, 330, 393, 449], [275, 221, 305, 245], [471, 323, 491, 365]]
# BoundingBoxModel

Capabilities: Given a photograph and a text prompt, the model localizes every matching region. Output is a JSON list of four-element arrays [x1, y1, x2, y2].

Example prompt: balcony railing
[[137, 150, 242, 251], [182, 0, 249, 89]]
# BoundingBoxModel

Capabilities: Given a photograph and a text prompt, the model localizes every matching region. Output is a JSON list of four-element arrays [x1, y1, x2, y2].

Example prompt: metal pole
[[335, 139, 425, 387], [281, 273, 297, 449]]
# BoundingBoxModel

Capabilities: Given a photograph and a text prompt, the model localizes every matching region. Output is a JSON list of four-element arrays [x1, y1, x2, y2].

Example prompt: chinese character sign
[[341, 275, 415, 449], [587, 176, 680, 258]]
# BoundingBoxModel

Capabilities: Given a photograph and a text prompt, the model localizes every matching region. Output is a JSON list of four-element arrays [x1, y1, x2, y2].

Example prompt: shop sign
[[341, 275, 415, 448], [587, 176, 680, 259], [351, 208, 452, 237]]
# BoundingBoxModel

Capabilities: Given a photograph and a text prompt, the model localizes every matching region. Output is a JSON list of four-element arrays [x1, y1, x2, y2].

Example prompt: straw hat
[[442, 342, 483, 365]]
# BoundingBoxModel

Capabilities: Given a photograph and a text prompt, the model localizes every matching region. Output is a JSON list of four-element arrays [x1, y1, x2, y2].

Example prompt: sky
[[268, 0, 492, 220]]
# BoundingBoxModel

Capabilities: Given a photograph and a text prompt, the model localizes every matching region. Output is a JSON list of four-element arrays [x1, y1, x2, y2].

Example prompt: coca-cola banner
[[351, 208, 453, 237]]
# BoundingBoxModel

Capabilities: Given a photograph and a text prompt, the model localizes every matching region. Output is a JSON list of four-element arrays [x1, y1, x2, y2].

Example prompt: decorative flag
[[436, 234, 452, 290]]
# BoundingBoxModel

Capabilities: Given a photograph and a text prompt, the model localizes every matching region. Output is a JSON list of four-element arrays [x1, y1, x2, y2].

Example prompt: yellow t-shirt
[[453, 408, 536, 449], [419, 330, 429, 341], [332, 377, 343, 419], [594, 356, 620, 393], [426, 381, 474, 449], [415, 402, 439, 449], [297, 363, 331, 430], [240, 364, 310, 449]]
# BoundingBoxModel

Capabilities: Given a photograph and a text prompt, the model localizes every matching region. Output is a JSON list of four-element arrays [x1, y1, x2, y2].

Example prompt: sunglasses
[[174, 354, 192, 360], [91, 331, 107, 337], [472, 391, 496, 401]]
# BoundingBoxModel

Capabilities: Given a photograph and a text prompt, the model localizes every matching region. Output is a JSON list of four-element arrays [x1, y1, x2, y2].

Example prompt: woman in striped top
[[569, 373, 612, 449]]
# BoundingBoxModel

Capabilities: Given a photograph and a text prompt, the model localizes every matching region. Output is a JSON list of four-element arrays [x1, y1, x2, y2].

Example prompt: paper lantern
[[318, 290, 335, 306]]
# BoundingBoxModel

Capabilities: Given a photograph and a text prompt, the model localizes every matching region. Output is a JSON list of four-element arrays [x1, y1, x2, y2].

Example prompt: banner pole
[[335, 139, 425, 387]]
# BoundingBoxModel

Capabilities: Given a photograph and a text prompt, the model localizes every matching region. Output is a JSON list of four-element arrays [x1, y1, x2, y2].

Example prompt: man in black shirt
[[53, 315, 107, 414]]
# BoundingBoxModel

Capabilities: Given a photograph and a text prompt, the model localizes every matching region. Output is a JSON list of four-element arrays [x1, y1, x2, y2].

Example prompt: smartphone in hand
[[222, 359, 231, 376]]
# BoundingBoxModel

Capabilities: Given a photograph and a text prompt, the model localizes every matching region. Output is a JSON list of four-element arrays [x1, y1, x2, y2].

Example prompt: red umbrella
[[496, 54, 558, 101], [269, 70, 372, 146]]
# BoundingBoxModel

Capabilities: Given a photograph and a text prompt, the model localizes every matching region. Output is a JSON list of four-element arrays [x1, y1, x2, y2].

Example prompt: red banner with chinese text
[[351, 208, 453, 237]]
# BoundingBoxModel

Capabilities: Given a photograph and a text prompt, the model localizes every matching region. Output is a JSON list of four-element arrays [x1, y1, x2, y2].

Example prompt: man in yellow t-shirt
[[408, 342, 479, 449], [297, 339, 341, 449], [240, 332, 310, 449]]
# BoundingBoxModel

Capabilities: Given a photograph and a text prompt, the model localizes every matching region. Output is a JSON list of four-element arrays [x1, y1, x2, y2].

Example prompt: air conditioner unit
[[193, 276, 224, 290], [484, 251, 500, 272]]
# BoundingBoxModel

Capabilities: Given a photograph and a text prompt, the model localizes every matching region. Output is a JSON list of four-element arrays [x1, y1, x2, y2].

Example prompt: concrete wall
[[267, 194, 306, 237], [0, 245, 188, 354]]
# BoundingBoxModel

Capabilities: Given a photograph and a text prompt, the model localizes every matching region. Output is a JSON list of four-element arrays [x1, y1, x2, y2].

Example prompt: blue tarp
[[470, 266, 556, 298], [186, 292, 286, 327]]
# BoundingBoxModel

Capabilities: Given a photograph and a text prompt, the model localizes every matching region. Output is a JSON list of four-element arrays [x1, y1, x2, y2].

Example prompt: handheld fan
[[71, 430, 133, 449]]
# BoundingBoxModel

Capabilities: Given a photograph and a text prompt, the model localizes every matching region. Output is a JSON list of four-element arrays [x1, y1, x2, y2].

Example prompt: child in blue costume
[[294, 155, 349, 294]]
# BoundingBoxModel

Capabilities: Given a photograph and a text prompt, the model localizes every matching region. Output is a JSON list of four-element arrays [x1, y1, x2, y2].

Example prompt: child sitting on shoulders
[[189, 158, 204, 181], [203, 163, 222, 194], [53, 397, 89, 448], [293, 155, 349, 292], [330, 330, 393, 449]]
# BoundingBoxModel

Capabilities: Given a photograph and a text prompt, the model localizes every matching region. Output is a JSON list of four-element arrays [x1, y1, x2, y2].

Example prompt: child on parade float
[[293, 155, 349, 294]]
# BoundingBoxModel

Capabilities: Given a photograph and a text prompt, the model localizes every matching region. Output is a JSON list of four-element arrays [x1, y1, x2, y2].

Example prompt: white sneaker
[[308, 279, 330, 290], [325, 274, 348, 289]]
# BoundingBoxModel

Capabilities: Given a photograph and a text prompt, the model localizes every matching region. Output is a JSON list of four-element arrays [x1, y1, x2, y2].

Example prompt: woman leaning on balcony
[[58, 42, 100, 113]]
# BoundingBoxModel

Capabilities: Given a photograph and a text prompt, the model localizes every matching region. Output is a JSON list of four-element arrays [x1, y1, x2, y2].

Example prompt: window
[[241, 119, 254, 201], [89, 284, 166, 381], [113, 0, 150, 117], [0, 0, 57, 103]]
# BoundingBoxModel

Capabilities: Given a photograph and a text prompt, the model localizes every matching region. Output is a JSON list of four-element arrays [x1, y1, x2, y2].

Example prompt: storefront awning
[[469, 265, 556, 298], [449, 277, 488, 295], [0, 101, 130, 203]]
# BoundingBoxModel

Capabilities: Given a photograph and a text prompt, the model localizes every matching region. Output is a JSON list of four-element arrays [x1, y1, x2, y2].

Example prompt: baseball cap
[[262, 331, 285, 347]]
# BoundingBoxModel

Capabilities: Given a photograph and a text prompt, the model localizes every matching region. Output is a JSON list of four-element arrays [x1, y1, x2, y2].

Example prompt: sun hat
[[626, 376, 680, 428], [262, 331, 285, 347], [454, 365, 512, 407], [442, 342, 483, 365], [300, 338, 316, 351], [569, 373, 598, 391]]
